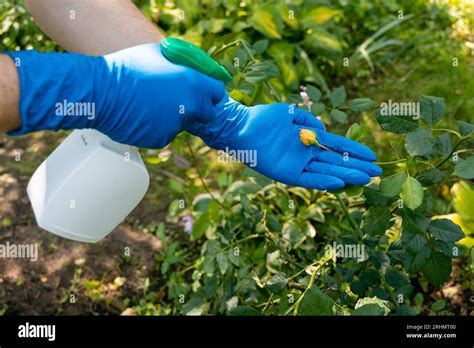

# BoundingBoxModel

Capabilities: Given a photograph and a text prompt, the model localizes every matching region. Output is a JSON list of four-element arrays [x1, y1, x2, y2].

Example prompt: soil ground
[[0, 132, 164, 315]]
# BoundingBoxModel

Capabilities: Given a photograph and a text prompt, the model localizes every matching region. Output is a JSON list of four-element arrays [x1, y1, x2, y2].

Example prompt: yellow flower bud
[[300, 128, 317, 146]]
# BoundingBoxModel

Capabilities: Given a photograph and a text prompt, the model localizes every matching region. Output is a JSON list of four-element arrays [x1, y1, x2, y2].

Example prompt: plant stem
[[375, 158, 407, 165], [288, 259, 323, 281], [227, 233, 262, 249], [240, 40, 282, 102], [261, 293, 274, 314], [290, 256, 332, 315], [210, 39, 242, 56], [434, 136, 468, 169], [431, 128, 462, 139], [335, 193, 362, 238], [185, 139, 227, 209], [178, 257, 203, 274]]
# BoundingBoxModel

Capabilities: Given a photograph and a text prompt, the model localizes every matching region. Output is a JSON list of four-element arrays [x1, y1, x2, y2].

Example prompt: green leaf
[[402, 229, 431, 272], [428, 218, 464, 242], [303, 28, 342, 59], [363, 186, 394, 207], [431, 299, 446, 311], [248, 5, 283, 39], [330, 86, 346, 107], [401, 177, 424, 210], [437, 133, 452, 157], [192, 213, 209, 239], [352, 303, 385, 316], [299, 204, 325, 222], [330, 109, 348, 123], [396, 305, 417, 316], [376, 113, 418, 134], [216, 252, 229, 274], [244, 60, 279, 83], [404, 246, 431, 272], [343, 185, 364, 197], [306, 85, 322, 102], [404, 233, 429, 252], [414, 293, 424, 306], [181, 296, 206, 315], [302, 6, 341, 26], [361, 207, 392, 236], [402, 212, 430, 234], [345, 122, 367, 141], [310, 102, 325, 115], [420, 95, 445, 126], [252, 39, 268, 54], [385, 268, 410, 288], [228, 247, 240, 267], [229, 306, 260, 316], [348, 98, 375, 112], [355, 297, 390, 315], [451, 181, 474, 222], [266, 272, 288, 294], [458, 120, 474, 136], [422, 252, 452, 285], [405, 128, 434, 157], [233, 48, 249, 68], [299, 286, 334, 315], [415, 168, 446, 186], [170, 178, 184, 193], [360, 269, 381, 286], [453, 155, 474, 179], [432, 240, 459, 259], [238, 82, 254, 96], [350, 281, 366, 295], [240, 194, 252, 213], [380, 172, 407, 197]]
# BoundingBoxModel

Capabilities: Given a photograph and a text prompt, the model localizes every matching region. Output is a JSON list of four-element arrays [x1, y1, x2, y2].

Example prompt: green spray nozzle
[[160, 37, 232, 84]]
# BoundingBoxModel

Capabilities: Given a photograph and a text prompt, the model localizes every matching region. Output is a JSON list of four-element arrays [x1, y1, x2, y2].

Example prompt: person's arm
[[0, 0, 165, 133], [24, 0, 164, 55], [0, 55, 21, 132]]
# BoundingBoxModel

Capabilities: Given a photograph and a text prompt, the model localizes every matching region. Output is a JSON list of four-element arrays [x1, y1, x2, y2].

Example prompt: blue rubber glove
[[187, 95, 382, 190], [7, 43, 381, 190], [5, 44, 225, 148]]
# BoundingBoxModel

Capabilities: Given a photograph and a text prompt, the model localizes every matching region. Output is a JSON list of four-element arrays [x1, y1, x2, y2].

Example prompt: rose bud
[[300, 128, 317, 146]]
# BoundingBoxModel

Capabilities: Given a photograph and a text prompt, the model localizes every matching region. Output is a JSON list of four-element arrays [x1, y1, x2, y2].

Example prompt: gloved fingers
[[313, 128, 376, 161], [313, 147, 382, 177], [292, 108, 325, 130], [305, 161, 371, 185], [191, 75, 226, 124], [204, 75, 226, 105], [294, 172, 345, 191]]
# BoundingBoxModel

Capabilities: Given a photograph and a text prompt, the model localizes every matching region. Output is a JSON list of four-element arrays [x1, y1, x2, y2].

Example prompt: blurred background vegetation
[[0, 0, 473, 316]]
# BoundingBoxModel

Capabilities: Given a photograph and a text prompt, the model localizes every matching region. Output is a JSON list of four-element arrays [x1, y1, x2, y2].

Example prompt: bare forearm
[[25, 0, 164, 55], [0, 55, 21, 133]]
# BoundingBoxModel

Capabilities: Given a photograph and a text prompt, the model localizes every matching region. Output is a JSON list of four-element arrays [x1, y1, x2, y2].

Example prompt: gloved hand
[[6, 43, 225, 148], [7, 43, 381, 191], [187, 95, 382, 190]]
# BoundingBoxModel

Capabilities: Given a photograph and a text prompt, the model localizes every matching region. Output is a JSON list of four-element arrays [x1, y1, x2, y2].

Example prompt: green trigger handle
[[160, 37, 232, 84]]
